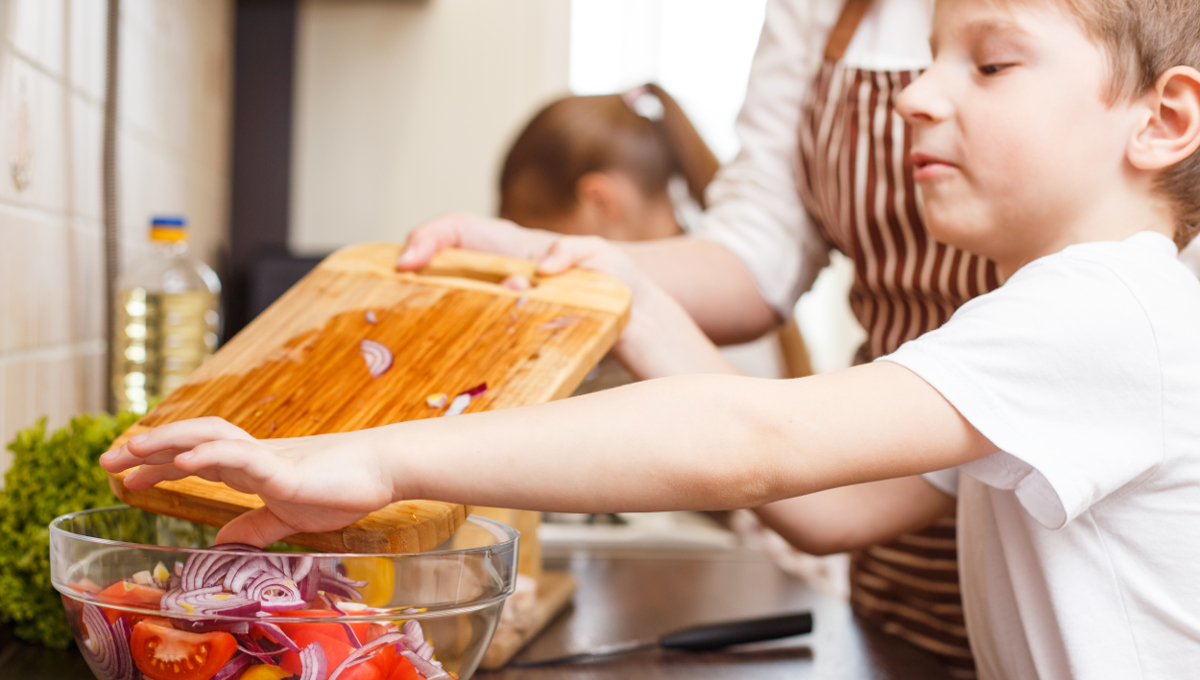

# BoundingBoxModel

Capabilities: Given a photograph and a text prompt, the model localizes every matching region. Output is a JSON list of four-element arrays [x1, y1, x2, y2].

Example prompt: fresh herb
[[0, 412, 136, 647]]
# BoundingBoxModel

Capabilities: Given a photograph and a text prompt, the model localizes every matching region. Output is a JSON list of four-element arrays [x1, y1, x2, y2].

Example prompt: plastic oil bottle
[[112, 217, 222, 414]]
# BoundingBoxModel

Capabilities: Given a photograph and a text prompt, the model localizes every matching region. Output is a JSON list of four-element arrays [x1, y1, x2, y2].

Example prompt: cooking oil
[[112, 217, 221, 414]]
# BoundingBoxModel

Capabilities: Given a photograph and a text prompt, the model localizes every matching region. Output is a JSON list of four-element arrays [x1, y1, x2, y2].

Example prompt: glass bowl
[[51, 506, 519, 680]]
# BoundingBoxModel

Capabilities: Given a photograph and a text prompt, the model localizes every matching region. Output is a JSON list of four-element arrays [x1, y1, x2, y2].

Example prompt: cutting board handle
[[418, 249, 538, 287]]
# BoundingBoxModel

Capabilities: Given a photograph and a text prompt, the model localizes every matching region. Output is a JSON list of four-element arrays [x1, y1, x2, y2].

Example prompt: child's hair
[[1006, 0, 1200, 247], [499, 84, 719, 220]]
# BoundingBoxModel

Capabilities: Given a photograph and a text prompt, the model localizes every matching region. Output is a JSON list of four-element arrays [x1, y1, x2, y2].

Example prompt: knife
[[509, 611, 814, 668]]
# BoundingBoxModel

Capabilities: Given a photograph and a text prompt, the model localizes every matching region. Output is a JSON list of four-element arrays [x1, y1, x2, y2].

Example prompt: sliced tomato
[[279, 630, 382, 680], [69, 579, 102, 594], [130, 621, 237, 680], [386, 655, 421, 680], [269, 610, 370, 648], [97, 581, 166, 626], [364, 623, 398, 676]]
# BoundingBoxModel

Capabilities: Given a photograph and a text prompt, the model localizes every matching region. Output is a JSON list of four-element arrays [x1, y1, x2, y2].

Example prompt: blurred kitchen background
[[0, 0, 863, 486]]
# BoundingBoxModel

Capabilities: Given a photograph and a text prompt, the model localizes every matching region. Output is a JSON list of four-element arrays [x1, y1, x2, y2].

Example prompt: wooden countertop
[[0, 548, 955, 680]]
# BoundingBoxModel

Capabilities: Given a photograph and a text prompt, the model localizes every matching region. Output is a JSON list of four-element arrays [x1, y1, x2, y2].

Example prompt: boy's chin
[[922, 210, 992, 257]]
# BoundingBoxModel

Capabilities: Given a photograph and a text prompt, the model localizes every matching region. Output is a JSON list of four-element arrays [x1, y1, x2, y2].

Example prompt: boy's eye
[[978, 63, 1011, 76]]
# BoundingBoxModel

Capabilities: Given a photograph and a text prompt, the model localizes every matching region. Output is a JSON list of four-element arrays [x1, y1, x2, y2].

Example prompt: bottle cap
[[149, 216, 188, 243]]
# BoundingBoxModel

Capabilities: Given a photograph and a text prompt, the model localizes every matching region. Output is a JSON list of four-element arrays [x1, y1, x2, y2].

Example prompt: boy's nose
[[896, 67, 953, 126]]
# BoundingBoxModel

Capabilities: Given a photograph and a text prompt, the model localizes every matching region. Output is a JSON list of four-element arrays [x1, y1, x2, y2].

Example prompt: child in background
[[499, 84, 813, 384], [105, 1, 1200, 677], [498, 83, 717, 242]]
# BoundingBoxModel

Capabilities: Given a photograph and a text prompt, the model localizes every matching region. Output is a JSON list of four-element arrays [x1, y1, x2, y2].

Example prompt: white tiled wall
[[0, 0, 232, 481]]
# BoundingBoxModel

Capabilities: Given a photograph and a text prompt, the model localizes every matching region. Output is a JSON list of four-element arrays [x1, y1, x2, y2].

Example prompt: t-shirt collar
[[1124, 230, 1178, 256]]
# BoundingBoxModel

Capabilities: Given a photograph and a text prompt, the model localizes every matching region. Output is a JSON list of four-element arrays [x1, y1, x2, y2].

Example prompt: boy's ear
[[1129, 66, 1200, 171]]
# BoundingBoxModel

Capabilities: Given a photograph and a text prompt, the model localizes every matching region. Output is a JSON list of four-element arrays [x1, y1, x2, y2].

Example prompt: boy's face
[[898, 0, 1142, 273]]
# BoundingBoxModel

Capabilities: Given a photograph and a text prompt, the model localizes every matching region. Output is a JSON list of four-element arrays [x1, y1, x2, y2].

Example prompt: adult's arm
[[398, 1, 840, 345], [683, 0, 838, 322]]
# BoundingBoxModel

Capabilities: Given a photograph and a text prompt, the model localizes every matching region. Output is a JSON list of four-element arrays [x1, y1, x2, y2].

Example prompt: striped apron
[[797, 58, 1000, 680]]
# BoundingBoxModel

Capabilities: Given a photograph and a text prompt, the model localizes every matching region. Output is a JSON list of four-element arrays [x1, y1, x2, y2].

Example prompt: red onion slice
[[365, 309, 378, 324], [112, 616, 135, 680], [538, 315, 580, 331], [253, 622, 303, 653], [442, 383, 487, 417], [236, 633, 286, 659], [211, 653, 252, 680], [163, 586, 262, 618], [341, 622, 363, 648], [360, 339, 394, 378], [443, 394, 471, 417], [246, 572, 306, 612], [318, 566, 366, 602], [299, 642, 328, 680], [327, 632, 405, 680], [400, 650, 451, 680], [79, 604, 131, 680], [291, 556, 314, 585]]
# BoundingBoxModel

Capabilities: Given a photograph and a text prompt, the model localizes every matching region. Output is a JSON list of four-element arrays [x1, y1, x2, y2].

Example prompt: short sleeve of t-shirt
[[882, 235, 1171, 529]]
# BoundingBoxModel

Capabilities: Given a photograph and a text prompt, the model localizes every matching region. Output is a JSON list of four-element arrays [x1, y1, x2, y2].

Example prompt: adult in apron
[[800, 1, 995, 677], [405, 1, 992, 676], [699, 1, 993, 677]]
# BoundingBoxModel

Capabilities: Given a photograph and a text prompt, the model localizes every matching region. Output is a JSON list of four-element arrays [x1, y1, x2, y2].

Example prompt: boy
[[103, 1, 1200, 677]]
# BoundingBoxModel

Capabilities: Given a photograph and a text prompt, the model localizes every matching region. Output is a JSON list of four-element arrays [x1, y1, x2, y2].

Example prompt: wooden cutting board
[[107, 244, 631, 553]]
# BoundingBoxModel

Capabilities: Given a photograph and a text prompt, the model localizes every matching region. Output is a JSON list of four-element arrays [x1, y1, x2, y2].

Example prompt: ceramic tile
[[67, 218, 103, 343], [0, 361, 7, 484], [10, 0, 65, 79], [116, 15, 154, 142], [68, 0, 106, 101], [79, 343, 104, 413], [69, 92, 101, 220], [3, 357, 34, 447], [0, 56, 69, 215], [0, 213, 38, 353], [31, 353, 62, 427], [32, 216, 72, 348], [0, 209, 73, 354]]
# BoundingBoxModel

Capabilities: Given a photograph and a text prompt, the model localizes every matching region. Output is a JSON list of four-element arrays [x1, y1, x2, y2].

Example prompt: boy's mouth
[[910, 151, 957, 181]]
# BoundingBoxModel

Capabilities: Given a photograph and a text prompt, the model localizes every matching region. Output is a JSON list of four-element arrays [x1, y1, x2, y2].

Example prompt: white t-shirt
[[885, 232, 1200, 680]]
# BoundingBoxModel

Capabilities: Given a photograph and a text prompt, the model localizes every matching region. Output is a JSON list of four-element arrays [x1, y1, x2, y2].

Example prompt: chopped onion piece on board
[[359, 340, 394, 378]]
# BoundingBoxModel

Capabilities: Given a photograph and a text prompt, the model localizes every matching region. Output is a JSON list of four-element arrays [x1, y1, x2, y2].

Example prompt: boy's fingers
[[215, 507, 296, 548], [120, 463, 193, 489], [125, 417, 252, 458], [178, 439, 281, 487], [100, 444, 142, 472]]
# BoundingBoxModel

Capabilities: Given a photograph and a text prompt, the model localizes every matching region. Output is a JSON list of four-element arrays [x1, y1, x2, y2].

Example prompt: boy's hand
[[99, 417, 396, 547]]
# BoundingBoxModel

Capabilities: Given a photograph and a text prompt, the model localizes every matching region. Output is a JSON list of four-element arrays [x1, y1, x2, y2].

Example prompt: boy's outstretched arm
[[754, 477, 955, 556], [102, 362, 992, 547]]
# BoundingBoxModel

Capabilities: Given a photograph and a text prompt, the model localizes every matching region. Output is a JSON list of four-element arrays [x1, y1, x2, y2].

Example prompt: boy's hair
[[1005, 0, 1200, 247], [499, 84, 718, 220]]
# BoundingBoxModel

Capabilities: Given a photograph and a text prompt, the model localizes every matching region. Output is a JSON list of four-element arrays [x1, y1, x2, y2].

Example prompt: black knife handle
[[658, 612, 814, 651]]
